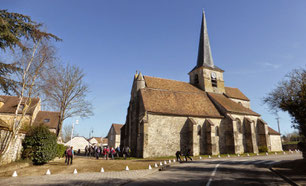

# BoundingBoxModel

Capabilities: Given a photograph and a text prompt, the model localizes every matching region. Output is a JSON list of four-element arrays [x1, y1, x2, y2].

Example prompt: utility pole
[[276, 116, 280, 134]]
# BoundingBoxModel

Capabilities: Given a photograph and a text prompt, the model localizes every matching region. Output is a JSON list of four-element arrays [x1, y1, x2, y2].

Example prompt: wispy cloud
[[262, 62, 281, 69]]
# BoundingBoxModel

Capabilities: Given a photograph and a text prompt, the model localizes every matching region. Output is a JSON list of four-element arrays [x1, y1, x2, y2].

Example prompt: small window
[[211, 73, 217, 87], [44, 119, 50, 123], [194, 74, 199, 84], [18, 104, 24, 112]]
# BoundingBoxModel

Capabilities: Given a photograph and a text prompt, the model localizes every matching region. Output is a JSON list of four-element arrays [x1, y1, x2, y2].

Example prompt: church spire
[[196, 10, 214, 68]]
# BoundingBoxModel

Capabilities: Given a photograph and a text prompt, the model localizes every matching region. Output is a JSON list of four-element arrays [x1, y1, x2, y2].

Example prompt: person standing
[[64, 146, 68, 164], [126, 146, 130, 158], [96, 146, 100, 159], [116, 146, 120, 158], [185, 148, 192, 162], [176, 151, 182, 162], [67, 146, 74, 165], [106, 146, 110, 160], [122, 147, 126, 159], [85, 145, 88, 156]]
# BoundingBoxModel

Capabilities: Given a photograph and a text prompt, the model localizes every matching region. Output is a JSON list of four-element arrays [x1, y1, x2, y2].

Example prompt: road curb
[[269, 166, 298, 186]]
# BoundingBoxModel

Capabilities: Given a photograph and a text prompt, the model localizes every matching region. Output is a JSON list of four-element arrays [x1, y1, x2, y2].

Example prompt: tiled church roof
[[208, 93, 260, 116], [268, 126, 281, 135], [224, 87, 250, 101], [141, 76, 259, 117], [140, 88, 223, 118], [144, 76, 202, 93]]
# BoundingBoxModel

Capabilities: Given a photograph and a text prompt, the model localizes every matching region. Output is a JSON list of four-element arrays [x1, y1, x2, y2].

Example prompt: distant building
[[107, 123, 123, 148], [121, 11, 282, 158], [65, 136, 90, 152], [88, 137, 103, 145], [101, 137, 108, 147]]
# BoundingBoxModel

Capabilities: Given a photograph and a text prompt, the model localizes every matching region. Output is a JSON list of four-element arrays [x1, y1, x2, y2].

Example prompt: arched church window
[[236, 119, 242, 133], [215, 126, 219, 136], [194, 74, 199, 84], [197, 125, 201, 136], [211, 72, 217, 87]]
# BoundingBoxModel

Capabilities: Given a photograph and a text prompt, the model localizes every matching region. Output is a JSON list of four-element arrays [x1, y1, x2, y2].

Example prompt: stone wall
[[143, 114, 222, 158], [228, 114, 260, 154], [270, 135, 283, 151], [0, 130, 25, 165]]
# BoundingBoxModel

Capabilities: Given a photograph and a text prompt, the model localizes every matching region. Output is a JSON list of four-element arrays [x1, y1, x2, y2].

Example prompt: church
[[120, 11, 282, 158]]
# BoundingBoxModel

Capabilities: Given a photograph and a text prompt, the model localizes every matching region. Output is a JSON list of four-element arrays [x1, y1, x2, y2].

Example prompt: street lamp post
[[70, 119, 79, 146]]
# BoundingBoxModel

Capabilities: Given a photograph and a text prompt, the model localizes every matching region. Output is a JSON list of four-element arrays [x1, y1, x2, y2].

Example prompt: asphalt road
[[0, 153, 301, 186], [125, 153, 302, 186]]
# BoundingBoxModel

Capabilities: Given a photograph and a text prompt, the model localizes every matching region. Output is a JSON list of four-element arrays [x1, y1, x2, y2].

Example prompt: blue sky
[[2, 0, 305, 137]]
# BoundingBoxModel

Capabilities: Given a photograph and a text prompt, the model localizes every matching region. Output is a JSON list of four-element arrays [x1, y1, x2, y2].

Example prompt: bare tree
[[62, 124, 72, 143], [0, 39, 56, 161], [42, 64, 93, 137]]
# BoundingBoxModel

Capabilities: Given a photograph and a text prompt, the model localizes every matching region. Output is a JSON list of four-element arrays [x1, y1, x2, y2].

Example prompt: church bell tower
[[189, 11, 225, 94]]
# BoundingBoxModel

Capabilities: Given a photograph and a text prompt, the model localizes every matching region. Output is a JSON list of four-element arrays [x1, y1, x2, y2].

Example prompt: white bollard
[[12, 171, 17, 177], [149, 165, 152, 170], [164, 160, 167, 165], [169, 160, 171, 163], [247, 153, 250, 157], [160, 162, 163, 166], [200, 156, 202, 159], [208, 155, 211, 159], [266, 152, 269, 156], [237, 154, 240, 157], [125, 166, 129, 171], [101, 168, 104, 172], [173, 159, 176, 162], [275, 152, 277, 155], [155, 163, 158, 167], [218, 155, 221, 158], [73, 169, 78, 174], [227, 154, 230, 158], [256, 153, 259, 156], [46, 169, 51, 175]]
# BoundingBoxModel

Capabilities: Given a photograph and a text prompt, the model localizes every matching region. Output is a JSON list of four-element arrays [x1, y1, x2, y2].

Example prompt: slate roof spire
[[196, 10, 214, 68]]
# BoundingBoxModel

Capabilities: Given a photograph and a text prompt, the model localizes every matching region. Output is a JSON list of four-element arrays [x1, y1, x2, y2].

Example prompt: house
[[88, 137, 103, 145], [101, 137, 108, 147], [107, 123, 123, 148], [0, 95, 61, 164], [64, 136, 90, 152], [120, 11, 282, 158]]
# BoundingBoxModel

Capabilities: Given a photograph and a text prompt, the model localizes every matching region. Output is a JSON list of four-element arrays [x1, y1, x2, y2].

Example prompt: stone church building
[[120, 11, 282, 158]]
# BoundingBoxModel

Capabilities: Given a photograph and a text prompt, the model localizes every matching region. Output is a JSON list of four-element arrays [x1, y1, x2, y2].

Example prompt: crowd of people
[[84, 145, 131, 160], [64, 145, 193, 165]]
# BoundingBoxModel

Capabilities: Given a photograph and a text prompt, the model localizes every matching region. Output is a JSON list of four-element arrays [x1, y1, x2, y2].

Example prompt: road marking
[[206, 163, 220, 186]]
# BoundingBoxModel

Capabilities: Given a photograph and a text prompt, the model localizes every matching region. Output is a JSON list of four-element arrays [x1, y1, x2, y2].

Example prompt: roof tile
[[224, 87, 249, 101], [208, 92, 260, 116]]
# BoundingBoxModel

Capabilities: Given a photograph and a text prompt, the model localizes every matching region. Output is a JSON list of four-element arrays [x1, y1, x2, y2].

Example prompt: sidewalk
[[270, 159, 306, 186], [0, 169, 159, 186]]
